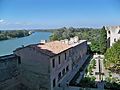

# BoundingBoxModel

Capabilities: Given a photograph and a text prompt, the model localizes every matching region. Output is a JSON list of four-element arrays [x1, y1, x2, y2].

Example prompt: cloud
[[0, 19, 7, 25], [0, 19, 4, 23], [14, 22, 32, 25]]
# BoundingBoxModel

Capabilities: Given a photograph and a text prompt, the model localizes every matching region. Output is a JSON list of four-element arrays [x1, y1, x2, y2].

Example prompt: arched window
[[114, 38, 116, 42], [118, 30, 120, 34], [108, 31, 111, 34]]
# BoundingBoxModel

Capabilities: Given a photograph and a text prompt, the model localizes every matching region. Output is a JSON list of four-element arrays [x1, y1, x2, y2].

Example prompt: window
[[18, 56, 21, 64], [58, 84, 60, 87], [66, 66, 69, 72], [118, 30, 120, 34], [58, 56, 60, 64], [62, 69, 65, 76], [108, 31, 111, 34], [65, 52, 66, 60], [114, 38, 116, 42], [58, 72, 61, 81], [53, 79, 56, 87], [52, 59, 55, 68], [79, 54, 81, 59]]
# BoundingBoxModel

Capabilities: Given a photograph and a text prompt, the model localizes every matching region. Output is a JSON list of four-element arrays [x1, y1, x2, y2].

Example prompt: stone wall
[[0, 40, 88, 90], [14, 47, 50, 90], [71, 41, 87, 69], [50, 49, 72, 89], [0, 54, 20, 90]]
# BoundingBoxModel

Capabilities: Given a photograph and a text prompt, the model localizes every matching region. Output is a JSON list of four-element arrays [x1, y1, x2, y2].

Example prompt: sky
[[0, 0, 120, 30]]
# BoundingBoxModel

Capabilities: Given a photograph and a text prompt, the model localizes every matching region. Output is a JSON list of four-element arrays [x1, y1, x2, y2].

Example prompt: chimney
[[74, 36, 79, 42], [64, 39, 69, 44], [60, 40, 65, 43], [40, 40, 47, 44], [69, 38, 74, 44]]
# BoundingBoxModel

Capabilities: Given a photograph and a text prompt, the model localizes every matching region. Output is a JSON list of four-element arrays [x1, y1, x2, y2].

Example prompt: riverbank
[[0, 32, 51, 56], [0, 30, 31, 41]]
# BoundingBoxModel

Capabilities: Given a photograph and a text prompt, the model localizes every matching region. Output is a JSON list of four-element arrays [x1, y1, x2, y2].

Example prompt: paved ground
[[94, 54, 120, 80], [92, 54, 120, 89], [93, 55, 105, 81], [92, 55, 105, 89]]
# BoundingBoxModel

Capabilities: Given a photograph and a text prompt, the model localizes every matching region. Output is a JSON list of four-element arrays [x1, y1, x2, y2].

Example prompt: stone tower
[[105, 26, 120, 47]]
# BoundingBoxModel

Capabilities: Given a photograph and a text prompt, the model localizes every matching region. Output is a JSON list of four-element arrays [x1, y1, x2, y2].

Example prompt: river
[[0, 32, 51, 56]]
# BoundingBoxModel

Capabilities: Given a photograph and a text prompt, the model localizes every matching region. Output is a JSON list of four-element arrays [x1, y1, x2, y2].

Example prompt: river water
[[0, 32, 51, 56]]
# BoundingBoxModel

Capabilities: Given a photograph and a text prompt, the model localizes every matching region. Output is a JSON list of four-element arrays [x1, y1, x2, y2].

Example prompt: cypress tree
[[99, 26, 107, 54]]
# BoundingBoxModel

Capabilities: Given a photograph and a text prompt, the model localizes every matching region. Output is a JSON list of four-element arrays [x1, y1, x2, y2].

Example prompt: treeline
[[49, 27, 107, 54], [104, 40, 120, 74], [50, 27, 101, 41], [0, 30, 30, 41], [33, 29, 56, 32]]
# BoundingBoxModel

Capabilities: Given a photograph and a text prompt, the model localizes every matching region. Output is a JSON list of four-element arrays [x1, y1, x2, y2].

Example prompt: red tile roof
[[37, 41, 71, 54]]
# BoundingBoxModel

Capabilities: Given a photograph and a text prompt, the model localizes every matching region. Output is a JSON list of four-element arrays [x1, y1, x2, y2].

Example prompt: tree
[[0, 30, 30, 41], [104, 40, 120, 73], [90, 41, 100, 53], [99, 26, 107, 54]]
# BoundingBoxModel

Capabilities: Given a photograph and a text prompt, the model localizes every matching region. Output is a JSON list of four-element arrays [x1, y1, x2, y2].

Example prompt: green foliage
[[49, 26, 107, 53], [104, 40, 120, 74], [87, 59, 96, 75], [105, 77, 120, 89], [91, 59, 96, 68], [79, 76, 96, 88], [50, 27, 100, 41], [88, 65, 93, 75], [49, 27, 76, 41], [99, 26, 107, 54], [0, 30, 30, 41], [89, 26, 107, 54], [49, 27, 103, 53], [90, 41, 100, 53]]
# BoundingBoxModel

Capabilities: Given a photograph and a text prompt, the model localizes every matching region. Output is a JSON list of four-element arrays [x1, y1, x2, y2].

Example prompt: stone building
[[105, 26, 120, 47], [0, 54, 20, 90], [14, 36, 88, 90]]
